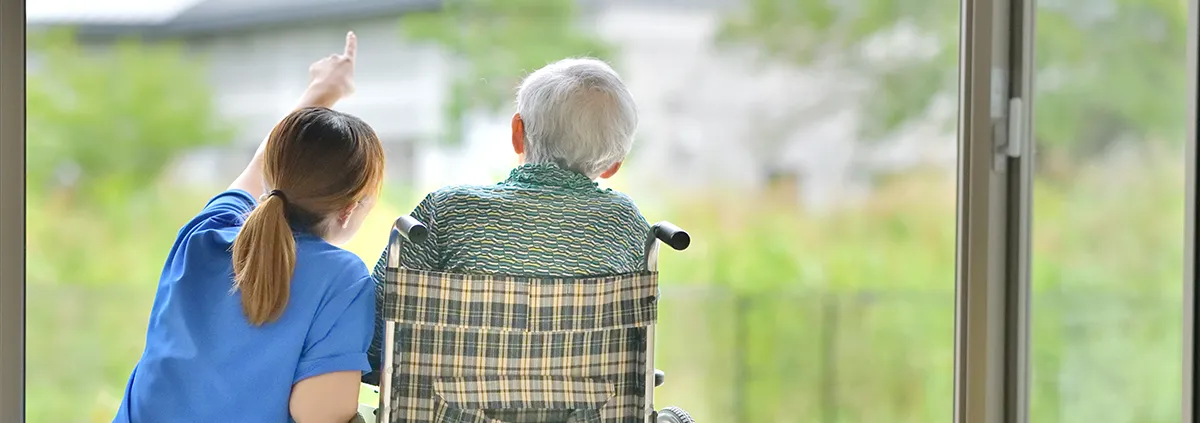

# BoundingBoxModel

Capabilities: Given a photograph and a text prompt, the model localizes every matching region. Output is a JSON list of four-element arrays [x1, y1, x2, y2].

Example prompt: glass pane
[[1029, 0, 1187, 421], [632, 1, 962, 421], [25, 1, 960, 423]]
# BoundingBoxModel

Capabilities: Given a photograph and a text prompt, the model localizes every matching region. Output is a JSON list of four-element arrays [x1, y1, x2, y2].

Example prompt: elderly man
[[364, 57, 650, 382]]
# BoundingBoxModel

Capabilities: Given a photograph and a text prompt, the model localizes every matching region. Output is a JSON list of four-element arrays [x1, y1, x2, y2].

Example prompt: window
[[1027, 0, 1188, 420], [7, 0, 1200, 421]]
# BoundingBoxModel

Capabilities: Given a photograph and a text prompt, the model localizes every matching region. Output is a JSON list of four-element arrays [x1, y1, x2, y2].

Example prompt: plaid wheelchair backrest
[[379, 267, 660, 423]]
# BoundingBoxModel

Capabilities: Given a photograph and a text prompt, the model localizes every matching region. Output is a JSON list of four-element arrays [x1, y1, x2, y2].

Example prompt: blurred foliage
[[26, 185, 410, 422], [23, 27, 234, 421], [648, 152, 1183, 422], [398, 0, 613, 144], [22, 2, 1190, 423], [716, 0, 1187, 160], [26, 159, 1184, 422], [26, 28, 234, 207]]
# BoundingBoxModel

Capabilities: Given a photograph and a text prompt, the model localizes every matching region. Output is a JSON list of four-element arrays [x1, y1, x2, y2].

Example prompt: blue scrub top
[[114, 190, 375, 423]]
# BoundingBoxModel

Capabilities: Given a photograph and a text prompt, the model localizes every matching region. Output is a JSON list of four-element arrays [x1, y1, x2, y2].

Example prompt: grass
[[24, 186, 412, 422], [24, 150, 1188, 423]]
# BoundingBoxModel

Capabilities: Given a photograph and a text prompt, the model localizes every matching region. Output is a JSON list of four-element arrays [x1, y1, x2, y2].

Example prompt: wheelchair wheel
[[657, 406, 695, 423]]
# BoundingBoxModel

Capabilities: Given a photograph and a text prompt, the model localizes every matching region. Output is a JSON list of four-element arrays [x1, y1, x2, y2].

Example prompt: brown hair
[[232, 107, 385, 325]]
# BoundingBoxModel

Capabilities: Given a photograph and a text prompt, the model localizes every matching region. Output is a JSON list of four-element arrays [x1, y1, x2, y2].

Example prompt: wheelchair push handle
[[393, 215, 429, 245], [652, 221, 690, 251]]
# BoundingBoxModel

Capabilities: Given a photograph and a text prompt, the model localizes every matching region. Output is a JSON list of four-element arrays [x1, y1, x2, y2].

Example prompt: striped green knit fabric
[[372, 162, 651, 278]]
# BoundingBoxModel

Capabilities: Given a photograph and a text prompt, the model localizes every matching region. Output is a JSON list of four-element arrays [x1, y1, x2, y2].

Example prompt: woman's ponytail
[[231, 194, 296, 326], [230, 107, 384, 325]]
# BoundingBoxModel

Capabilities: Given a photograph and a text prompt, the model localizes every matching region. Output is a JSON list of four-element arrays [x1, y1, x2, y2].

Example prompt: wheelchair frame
[[376, 215, 689, 423]]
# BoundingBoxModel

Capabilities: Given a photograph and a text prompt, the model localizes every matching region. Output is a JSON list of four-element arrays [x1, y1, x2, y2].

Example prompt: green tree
[[715, 0, 1186, 161], [26, 28, 234, 205], [398, 0, 614, 144], [24, 27, 235, 423]]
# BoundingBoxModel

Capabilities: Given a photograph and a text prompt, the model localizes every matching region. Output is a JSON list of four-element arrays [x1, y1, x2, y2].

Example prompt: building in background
[[26, 0, 956, 211], [28, 0, 446, 189]]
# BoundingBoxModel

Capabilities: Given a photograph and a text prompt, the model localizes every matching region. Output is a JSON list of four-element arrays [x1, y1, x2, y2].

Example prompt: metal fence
[[652, 286, 1182, 423], [22, 282, 1185, 423]]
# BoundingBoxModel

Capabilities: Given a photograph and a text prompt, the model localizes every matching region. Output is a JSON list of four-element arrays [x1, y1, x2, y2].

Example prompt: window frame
[[958, 0, 1200, 421], [953, 0, 1035, 420], [1183, 0, 1199, 418], [5, 0, 1199, 421], [0, 0, 26, 420]]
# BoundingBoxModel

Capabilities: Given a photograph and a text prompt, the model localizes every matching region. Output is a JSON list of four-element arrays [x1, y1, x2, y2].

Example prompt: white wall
[[152, 2, 960, 209], [591, 3, 957, 210], [172, 16, 450, 186]]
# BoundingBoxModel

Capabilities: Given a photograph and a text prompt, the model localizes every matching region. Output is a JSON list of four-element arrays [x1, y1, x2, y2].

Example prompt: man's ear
[[338, 202, 360, 228], [598, 161, 623, 179], [511, 113, 525, 155]]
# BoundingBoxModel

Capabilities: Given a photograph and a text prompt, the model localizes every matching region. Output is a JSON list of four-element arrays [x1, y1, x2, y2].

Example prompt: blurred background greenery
[[24, 0, 1185, 422]]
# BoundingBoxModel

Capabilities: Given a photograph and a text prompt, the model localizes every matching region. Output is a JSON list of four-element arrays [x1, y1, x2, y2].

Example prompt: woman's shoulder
[[174, 190, 257, 239], [293, 240, 372, 285], [287, 243, 373, 319]]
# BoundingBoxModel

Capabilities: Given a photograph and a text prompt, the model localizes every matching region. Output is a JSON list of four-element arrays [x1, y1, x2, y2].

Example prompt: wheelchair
[[359, 215, 697, 423]]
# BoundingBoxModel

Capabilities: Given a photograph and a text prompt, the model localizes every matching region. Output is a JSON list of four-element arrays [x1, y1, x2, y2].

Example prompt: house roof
[[27, 0, 440, 37], [26, 0, 739, 38], [26, 0, 202, 25]]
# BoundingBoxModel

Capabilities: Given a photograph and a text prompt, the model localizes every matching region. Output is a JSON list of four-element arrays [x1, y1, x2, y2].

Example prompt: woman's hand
[[300, 31, 358, 109]]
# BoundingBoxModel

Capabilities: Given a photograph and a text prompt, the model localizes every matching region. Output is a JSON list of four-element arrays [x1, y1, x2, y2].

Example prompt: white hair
[[515, 57, 638, 178]]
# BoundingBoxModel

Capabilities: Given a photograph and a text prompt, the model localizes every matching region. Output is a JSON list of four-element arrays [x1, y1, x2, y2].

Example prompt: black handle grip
[[393, 215, 429, 245], [652, 221, 690, 251]]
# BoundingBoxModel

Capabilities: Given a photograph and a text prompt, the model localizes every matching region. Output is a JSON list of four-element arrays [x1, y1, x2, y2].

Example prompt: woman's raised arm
[[228, 31, 359, 199]]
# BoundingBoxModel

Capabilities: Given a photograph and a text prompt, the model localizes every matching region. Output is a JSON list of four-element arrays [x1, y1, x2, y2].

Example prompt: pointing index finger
[[343, 31, 357, 60]]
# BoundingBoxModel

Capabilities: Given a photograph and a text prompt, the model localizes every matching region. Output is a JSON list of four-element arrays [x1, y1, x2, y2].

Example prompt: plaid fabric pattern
[[380, 268, 658, 423], [381, 269, 531, 331], [381, 268, 659, 332], [432, 377, 611, 423]]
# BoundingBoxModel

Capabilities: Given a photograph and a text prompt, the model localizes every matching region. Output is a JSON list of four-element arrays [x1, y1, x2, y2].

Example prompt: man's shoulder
[[420, 183, 648, 227], [593, 186, 646, 212], [419, 183, 502, 201], [419, 184, 511, 211], [600, 188, 641, 209]]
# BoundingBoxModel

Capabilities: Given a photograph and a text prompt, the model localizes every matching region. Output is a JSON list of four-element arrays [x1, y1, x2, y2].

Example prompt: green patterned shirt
[[365, 163, 650, 381], [373, 162, 650, 277]]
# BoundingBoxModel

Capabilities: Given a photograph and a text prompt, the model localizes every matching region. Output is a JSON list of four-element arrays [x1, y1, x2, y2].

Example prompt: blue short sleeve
[[180, 189, 257, 235], [295, 274, 376, 384], [204, 189, 257, 218]]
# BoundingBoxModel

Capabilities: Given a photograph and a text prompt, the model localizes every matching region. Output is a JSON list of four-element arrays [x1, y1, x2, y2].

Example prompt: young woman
[[114, 32, 384, 423]]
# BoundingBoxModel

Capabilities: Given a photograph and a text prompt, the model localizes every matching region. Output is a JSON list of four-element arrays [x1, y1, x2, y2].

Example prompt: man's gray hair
[[515, 57, 638, 178]]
